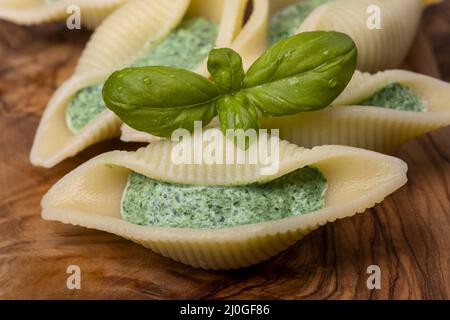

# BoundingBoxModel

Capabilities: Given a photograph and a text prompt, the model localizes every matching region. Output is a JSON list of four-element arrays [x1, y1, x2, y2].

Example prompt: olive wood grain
[[0, 3, 449, 299]]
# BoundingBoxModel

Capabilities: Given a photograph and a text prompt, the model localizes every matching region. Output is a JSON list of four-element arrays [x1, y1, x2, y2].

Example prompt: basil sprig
[[103, 31, 357, 140]]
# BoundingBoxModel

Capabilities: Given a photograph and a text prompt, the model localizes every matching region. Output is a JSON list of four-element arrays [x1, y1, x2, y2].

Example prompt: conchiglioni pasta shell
[[41, 137, 407, 269], [120, 116, 221, 144], [229, 0, 269, 70], [0, 0, 128, 29], [261, 70, 450, 153], [30, 0, 250, 168], [297, 0, 423, 72], [120, 123, 162, 144], [235, 0, 429, 72]]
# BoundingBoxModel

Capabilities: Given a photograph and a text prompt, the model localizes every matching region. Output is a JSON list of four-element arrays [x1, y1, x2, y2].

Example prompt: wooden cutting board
[[0, 17, 449, 299]]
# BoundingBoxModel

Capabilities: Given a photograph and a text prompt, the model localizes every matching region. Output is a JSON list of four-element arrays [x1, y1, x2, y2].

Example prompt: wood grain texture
[[0, 2, 449, 300], [423, 2, 450, 81]]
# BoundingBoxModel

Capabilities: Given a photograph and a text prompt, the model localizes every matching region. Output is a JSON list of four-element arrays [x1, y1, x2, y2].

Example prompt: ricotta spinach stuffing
[[65, 17, 218, 133], [359, 82, 425, 112], [121, 167, 327, 229], [269, 0, 332, 45]]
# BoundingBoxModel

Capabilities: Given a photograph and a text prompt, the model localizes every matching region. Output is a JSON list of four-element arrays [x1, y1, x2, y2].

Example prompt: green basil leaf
[[216, 93, 259, 149], [207, 48, 245, 93], [242, 31, 357, 116], [103, 66, 220, 137]]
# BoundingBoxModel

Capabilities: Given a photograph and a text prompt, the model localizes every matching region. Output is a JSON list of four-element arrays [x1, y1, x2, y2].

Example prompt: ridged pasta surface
[[261, 70, 450, 152], [0, 0, 128, 29], [75, 0, 190, 75], [298, 0, 423, 72], [42, 138, 407, 269]]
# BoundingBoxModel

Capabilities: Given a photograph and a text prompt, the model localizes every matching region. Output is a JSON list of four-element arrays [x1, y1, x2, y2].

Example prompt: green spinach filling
[[359, 82, 425, 112], [66, 83, 105, 132], [66, 18, 218, 133], [269, 0, 332, 45], [121, 167, 327, 229]]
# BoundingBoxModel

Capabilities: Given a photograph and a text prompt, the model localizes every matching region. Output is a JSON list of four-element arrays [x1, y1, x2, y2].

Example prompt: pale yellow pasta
[[30, 0, 250, 168], [42, 136, 407, 269], [232, 0, 437, 72], [229, 0, 269, 70], [298, 0, 423, 72], [0, 0, 128, 29], [261, 70, 450, 153], [120, 124, 162, 144], [121, 116, 220, 144]]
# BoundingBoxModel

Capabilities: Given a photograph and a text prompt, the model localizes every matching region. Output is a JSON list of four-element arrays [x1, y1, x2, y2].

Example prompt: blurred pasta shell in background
[[236, 0, 439, 72], [261, 70, 450, 153], [0, 0, 129, 29], [30, 0, 254, 168]]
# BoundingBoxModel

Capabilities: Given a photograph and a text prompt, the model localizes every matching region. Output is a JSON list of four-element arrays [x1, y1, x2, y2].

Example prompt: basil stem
[[103, 66, 219, 137], [217, 93, 259, 149], [207, 48, 245, 93], [217, 93, 259, 132]]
